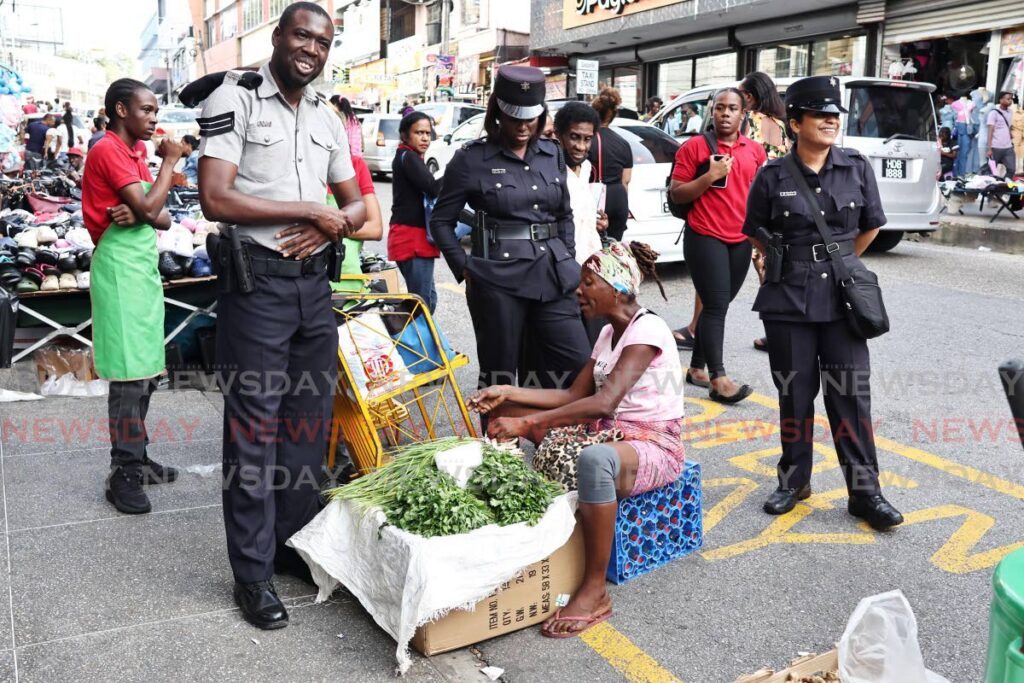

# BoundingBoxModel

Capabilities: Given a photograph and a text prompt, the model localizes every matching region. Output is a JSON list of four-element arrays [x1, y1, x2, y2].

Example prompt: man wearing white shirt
[[44, 118, 67, 161]]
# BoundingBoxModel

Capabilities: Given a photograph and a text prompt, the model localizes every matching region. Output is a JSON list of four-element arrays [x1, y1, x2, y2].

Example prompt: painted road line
[[581, 622, 685, 683], [438, 282, 465, 295], [742, 391, 1024, 502]]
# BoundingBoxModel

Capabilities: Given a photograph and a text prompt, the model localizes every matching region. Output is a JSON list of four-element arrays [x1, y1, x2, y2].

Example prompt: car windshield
[[379, 119, 401, 139], [159, 109, 198, 123], [845, 85, 936, 142], [612, 124, 680, 164], [455, 107, 483, 125]]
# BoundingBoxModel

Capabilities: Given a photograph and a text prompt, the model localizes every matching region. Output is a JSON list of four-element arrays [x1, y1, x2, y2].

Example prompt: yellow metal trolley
[[328, 293, 476, 474]]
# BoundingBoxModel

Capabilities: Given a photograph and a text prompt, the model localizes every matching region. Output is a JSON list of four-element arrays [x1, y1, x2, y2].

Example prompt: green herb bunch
[[467, 445, 564, 526], [383, 467, 495, 537]]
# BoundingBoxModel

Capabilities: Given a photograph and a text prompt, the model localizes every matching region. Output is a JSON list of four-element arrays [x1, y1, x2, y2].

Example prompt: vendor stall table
[[328, 293, 476, 474], [12, 276, 218, 363], [944, 186, 1023, 222]]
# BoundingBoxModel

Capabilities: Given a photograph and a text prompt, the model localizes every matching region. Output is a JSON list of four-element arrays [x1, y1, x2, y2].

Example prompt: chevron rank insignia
[[197, 112, 235, 137]]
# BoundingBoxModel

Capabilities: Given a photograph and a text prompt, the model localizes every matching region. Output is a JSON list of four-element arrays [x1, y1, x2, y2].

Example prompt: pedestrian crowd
[[72, 0, 908, 641]]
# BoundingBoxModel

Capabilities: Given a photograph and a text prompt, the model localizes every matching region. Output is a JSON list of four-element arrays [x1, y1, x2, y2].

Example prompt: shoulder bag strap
[[783, 153, 854, 285], [596, 129, 604, 183], [702, 130, 718, 156]]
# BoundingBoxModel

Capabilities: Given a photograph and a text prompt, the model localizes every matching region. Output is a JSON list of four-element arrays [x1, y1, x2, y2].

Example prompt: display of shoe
[[36, 225, 59, 243], [76, 249, 92, 271], [0, 263, 21, 287], [57, 253, 78, 272], [58, 272, 77, 290], [34, 248, 58, 266], [39, 263, 59, 276], [53, 238, 72, 251], [65, 227, 95, 250], [158, 251, 184, 280], [13, 229, 38, 248], [19, 266, 43, 285], [233, 580, 288, 630], [105, 465, 151, 514], [190, 257, 212, 277], [15, 278, 38, 293], [75, 270, 90, 289], [15, 248, 35, 268], [40, 274, 59, 291]]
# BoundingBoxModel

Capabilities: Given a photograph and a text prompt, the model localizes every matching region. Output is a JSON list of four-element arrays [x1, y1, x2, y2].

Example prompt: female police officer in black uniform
[[743, 76, 903, 530], [431, 66, 590, 411]]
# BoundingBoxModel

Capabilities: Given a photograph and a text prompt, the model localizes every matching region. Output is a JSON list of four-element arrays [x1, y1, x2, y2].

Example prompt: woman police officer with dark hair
[[430, 66, 590, 423], [742, 76, 903, 530]]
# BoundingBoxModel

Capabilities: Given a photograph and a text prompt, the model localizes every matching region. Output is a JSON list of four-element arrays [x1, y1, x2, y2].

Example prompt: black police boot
[[105, 465, 152, 514], [273, 547, 315, 586], [848, 494, 904, 530], [141, 456, 179, 485], [234, 580, 289, 630], [763, 484, 812, 515]]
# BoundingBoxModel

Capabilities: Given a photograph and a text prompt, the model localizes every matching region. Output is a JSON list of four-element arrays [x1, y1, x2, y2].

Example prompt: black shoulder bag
[[783, 154, 890, 339]]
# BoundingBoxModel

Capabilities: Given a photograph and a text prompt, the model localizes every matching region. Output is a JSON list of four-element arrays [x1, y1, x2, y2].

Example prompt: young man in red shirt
[[670, 88, 766, 404], [82, 78, 185, 515]]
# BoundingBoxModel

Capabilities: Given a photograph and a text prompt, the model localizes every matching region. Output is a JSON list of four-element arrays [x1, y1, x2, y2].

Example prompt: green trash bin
[[987, 548, 1024, 683]]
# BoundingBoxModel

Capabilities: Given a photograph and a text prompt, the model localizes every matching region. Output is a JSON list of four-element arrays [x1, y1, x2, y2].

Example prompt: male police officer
[[197, 2, 366, 629], [430, 66, 590, 411], [743, 76, 903, 531]]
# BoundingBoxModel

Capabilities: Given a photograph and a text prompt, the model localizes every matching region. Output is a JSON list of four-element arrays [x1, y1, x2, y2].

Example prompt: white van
[[651, 77, 942, 251]]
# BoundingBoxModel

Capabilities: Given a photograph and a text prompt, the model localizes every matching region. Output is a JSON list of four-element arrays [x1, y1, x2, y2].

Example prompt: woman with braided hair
[[467, 240, 684, 639]]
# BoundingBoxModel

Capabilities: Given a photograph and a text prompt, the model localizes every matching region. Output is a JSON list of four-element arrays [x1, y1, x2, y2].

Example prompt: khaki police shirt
[[198, 63, 355, 251]]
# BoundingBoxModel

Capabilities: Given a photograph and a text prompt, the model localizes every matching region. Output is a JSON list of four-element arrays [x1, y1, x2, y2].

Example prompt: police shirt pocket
[[752, 264, 810, 315], [770, 199, 808, 232], [479, 178, 518, 215], [243, 127, 287, 182], [834, 191, 865, 232], [548, 239, 573, 262], [309, 130, 337, 170], [537, 169, 564, 212]]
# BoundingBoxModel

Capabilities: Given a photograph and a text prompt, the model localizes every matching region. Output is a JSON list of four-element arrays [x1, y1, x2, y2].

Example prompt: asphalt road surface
[[369, 177, 1024, 682]]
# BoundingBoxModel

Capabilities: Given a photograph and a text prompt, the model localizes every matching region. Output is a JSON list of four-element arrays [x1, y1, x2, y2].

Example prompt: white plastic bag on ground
[[287, 492, 578, 675], [838, 590, 950, 683], [40, 373, 108, 397]]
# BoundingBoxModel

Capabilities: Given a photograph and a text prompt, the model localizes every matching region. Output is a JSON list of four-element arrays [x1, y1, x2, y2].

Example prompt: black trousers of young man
[[108, 377, 159, 467], [467, 279, 590, 396], [216, 270, 337, 585], [763, 318, 881, 497]]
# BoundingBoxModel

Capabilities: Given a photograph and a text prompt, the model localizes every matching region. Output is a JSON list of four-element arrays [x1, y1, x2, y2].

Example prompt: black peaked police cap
[[493, 66, 546, 120], [785, 75, 849, 116]]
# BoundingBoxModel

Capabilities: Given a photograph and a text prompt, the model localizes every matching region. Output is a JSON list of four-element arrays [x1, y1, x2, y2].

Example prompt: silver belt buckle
[[812, 243, 827, 262], [529, 223, 545, 240]]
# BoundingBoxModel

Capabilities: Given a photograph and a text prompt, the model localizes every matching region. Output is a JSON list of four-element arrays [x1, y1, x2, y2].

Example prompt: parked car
[[651, 77, 942, 251], [414, 102, 485, 138], [360, 113, 403, 175], [152, 107, 200, 146], [424, 113, 485, 176], [609, 118, 686, 262]]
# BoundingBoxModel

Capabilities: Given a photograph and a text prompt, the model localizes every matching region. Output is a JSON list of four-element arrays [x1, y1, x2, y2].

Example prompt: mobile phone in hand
[[710, 154, 728, 189]]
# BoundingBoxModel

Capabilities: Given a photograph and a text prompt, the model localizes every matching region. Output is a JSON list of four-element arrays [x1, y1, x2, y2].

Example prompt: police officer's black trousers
[[467, 278, 590, 393], [216, 271, 338, 584], [763, 319, 881, 497]]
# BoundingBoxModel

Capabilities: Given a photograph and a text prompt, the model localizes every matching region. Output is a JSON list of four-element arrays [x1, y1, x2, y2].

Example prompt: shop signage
[[577, 59, 599, 95], [1002, 27, 1024, 57], [563, 0, 684, 30]]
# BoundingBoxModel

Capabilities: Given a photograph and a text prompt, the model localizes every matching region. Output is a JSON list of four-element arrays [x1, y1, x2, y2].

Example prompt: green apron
[[325, 192, 367, 295], [90, 188, 165, 381]]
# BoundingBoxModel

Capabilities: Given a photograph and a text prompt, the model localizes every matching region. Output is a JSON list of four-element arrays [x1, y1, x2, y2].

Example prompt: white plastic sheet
[[838, 590, 950, 683], [287, 493, 578, 675]]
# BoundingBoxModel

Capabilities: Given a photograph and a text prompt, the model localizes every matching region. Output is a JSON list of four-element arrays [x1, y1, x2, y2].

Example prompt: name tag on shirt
[[779, 191, 797, 197]]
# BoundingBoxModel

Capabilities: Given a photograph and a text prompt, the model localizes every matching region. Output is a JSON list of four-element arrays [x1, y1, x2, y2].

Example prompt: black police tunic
[[742, 146, 886, 323], [430, 137, 579, 301]]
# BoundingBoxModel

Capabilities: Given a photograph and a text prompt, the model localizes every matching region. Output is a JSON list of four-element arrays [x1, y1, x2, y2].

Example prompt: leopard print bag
[[531, 424, 624, 491]]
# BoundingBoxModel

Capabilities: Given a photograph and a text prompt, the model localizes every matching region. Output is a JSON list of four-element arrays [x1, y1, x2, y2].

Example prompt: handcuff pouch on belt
[[755, 227, 784, 284]]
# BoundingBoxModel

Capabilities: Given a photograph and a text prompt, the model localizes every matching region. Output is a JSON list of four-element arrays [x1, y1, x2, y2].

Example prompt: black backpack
[[666, 131, 718, 222]]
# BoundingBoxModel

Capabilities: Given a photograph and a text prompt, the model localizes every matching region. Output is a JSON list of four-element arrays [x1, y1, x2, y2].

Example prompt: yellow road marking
[[702, 477, 760, 532], [438, 282, 465, 295], [580, 622, 685, 683]]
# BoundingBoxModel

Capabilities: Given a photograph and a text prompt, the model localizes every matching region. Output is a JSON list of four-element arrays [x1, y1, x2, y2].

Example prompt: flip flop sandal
[[673, 326, 695, 350], [753, 337, 768, 352], [540, 608, 613, 639], [709, 384, 753, 405], [686, 370, 711, 389]]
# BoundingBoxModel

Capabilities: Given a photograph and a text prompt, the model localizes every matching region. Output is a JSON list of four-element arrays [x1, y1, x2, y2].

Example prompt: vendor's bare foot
[[541, 586, 612, 636]]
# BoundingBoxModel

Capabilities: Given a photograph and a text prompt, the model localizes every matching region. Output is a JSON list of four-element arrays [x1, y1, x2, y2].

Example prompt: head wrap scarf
[[584, 240, 643, 297]]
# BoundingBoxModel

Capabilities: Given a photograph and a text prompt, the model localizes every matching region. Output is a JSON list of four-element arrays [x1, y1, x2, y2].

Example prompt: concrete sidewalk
[[932, 199, 1024, 254]]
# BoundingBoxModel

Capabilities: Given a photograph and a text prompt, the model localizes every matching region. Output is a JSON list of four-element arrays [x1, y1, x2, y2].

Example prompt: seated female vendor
[[467, 241, 685, 638]]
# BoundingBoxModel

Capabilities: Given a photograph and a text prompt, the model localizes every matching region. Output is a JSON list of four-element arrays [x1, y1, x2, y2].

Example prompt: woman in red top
[[387, 112, 442, 312], [670, 89, 766, 403], [82, 78, 185, 516]]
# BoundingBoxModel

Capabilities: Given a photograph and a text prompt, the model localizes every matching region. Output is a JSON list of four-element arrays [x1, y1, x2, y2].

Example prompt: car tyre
[[867, 230, 903, 253]]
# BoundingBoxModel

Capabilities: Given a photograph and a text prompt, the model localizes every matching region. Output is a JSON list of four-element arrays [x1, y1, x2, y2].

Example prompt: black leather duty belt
[[247, 246, 330, 277], [785, 240, 854, 262], [485, 222, 556, 241]]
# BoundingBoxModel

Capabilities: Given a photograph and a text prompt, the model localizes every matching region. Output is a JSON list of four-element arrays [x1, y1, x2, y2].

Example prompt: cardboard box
[[34, 345, 96, 384], [733, 649, 839, 683], [411, 524, 585, 656]]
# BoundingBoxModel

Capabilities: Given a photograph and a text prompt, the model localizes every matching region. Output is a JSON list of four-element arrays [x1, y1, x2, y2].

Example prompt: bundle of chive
[[327, 437, 564, 538]]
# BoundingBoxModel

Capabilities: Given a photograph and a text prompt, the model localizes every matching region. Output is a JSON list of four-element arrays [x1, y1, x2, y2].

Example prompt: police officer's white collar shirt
[[564, 159, 603, 265], [198, 62, 355, 252]]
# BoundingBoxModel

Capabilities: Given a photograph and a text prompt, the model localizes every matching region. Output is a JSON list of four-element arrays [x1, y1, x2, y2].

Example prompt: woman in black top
[[588, 88, 633, 242], [387, 111, 443, 312]]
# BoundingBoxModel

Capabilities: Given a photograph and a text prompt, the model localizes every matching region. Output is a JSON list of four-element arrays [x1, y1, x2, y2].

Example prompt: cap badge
[[830, 77, 838, 88], [520, 82, 531, 92]]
